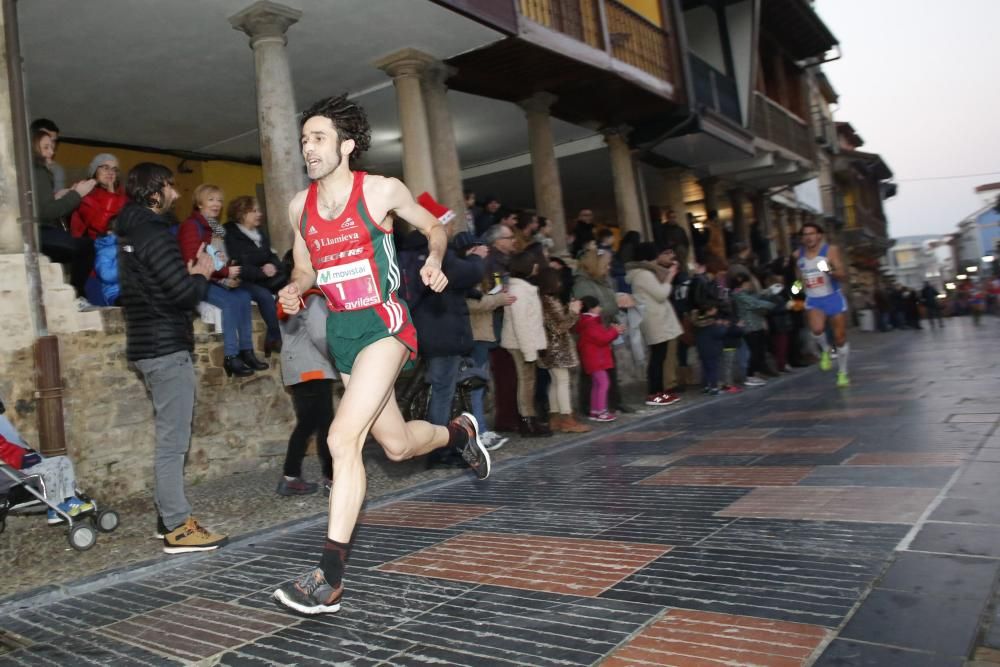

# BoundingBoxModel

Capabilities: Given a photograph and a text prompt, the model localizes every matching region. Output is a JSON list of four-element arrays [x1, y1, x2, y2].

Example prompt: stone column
[[375, 48, 437, 200], [728, 188, 748, 246], [421, 63, 465, 232], [699, 177, 726, 260], [520, 93, 567, 253], [603, 126, 643, 237], [230, 0, 304, 256], [663, 167, 694, 251]]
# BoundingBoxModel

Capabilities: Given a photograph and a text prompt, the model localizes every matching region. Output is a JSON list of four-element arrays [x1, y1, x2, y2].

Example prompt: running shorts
[[325, 300, 418, 375], [805, 291, 847, 317]]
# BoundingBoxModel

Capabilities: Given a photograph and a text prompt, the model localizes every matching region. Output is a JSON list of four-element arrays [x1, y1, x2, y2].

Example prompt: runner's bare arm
[[827, 245, 848, 282], [384, 178, 448, 293], [277, 191, 316, 314]]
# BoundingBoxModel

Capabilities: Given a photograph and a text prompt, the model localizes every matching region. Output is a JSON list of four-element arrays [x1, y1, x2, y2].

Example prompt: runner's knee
[[327, 429, 362, 462]]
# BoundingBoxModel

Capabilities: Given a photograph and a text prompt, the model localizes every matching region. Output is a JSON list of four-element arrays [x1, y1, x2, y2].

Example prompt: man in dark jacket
[[117, 162, 228, 555], [400, 231, 485, 427]]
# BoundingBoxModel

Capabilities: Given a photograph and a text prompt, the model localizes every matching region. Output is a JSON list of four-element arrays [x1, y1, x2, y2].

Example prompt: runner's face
[[301, 116, 352, 180], [801, 228, 822, 250]]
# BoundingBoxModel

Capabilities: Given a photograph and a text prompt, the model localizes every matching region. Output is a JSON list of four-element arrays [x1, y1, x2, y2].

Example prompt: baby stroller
[[0, 398, 119, 551]]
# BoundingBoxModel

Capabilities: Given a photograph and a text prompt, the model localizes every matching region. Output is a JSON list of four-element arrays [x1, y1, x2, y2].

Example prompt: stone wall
[[0, 307, 296, 498]]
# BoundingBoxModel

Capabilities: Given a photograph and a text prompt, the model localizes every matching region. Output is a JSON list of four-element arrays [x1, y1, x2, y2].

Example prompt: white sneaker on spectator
[[75, 296, 93, 311], [744, 376, 767, 387], [482, 431, 508, 452]]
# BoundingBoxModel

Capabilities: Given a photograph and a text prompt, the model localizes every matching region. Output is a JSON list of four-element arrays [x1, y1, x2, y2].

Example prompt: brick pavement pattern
[[2, 320, 1000, 666]]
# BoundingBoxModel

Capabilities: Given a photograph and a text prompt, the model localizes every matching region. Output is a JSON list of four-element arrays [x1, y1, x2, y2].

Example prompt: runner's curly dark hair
[[300, 94, 372, 163]]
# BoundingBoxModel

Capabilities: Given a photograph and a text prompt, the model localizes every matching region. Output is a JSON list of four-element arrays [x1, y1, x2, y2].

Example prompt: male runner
[[273, 95, 491, 615], [795, 221, 850, 387]]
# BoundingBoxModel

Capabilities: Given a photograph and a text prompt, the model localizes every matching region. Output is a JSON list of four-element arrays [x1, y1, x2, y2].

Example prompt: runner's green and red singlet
[[299, 170, 417, 365]]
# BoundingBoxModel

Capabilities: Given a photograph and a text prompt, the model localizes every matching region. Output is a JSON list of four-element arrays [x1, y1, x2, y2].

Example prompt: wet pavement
[[3, 319, 1000, 666]]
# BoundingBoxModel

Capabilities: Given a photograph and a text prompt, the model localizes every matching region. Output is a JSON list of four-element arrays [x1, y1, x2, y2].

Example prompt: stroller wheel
[[94, 509, 120, 533], [68, 523, 97, 551]]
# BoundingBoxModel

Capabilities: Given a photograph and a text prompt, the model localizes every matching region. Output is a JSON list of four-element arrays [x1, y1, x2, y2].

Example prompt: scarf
[[238, 223, 263, 248], [206, 217, 226, 238]]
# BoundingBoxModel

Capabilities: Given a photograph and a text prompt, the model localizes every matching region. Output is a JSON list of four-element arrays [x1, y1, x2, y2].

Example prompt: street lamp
[[967, 266, 979, 273], [945, 282, 956, 290], [983, 255, 995, 263], [957, 274, 968, 280]]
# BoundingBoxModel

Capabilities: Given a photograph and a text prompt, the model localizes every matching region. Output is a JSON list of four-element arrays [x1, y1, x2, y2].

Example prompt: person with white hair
[[69, 153, 127, 241]]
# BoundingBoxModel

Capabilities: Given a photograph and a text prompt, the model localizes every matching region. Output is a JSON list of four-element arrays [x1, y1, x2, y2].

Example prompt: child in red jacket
[[574, 296, 626, 422]]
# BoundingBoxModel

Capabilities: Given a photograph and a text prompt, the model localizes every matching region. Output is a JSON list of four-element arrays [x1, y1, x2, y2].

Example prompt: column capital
[[229, 1, 301, 47], [518, 92, 558, 114], [374, 48, 436, 80], [601, 124, 633, 142]]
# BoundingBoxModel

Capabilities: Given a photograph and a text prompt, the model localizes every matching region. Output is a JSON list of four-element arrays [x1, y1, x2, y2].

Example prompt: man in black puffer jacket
[[117, 162, 228, 555]]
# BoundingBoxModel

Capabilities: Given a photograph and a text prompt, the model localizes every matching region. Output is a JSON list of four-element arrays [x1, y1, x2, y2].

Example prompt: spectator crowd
[[24, 115, 933, 552]]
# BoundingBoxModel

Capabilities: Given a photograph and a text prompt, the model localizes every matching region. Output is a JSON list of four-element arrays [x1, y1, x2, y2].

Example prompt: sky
[[814, 0, 1000, 239]]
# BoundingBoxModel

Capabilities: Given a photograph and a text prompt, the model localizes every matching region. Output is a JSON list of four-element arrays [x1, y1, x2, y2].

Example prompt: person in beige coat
[[500, 252, 551, 437], [625, 242, 683, 407]]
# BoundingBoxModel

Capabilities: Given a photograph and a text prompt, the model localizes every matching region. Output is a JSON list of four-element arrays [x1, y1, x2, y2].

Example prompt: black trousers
[[284, 379, 334, 479], [647, 341, 668, 394], [746, 330, 769, 376], [40, 226, 94, 298]]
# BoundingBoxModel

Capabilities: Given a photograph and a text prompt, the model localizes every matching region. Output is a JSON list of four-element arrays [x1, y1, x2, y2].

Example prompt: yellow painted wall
[[53, 142, 262, 222], [620, 0, 663, 26]]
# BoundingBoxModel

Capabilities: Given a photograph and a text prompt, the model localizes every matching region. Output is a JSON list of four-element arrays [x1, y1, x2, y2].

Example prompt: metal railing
[[688, 51, 740, 124], [751, 92, 813, 160], [518, 0, 674, 82]]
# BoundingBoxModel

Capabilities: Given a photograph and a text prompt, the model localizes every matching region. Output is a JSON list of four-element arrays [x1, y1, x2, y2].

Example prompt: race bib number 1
[[317, 260, 380, 311]]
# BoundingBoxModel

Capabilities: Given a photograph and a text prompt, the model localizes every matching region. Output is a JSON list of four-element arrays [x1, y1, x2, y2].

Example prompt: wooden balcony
[[751, 92, 814, 162], [446, 0, 680, 128], [518, 0, 675, 84]]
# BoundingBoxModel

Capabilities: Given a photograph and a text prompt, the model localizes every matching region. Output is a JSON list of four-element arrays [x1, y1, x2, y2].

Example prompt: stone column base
[[0, 253, 104, 351]]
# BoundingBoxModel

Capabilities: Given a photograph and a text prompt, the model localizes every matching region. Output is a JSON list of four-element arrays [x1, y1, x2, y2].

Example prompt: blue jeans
[[469, 341, 491, 430], [240, 281, 280, 343], [205, 283, 253, 356], [424, 355, 461, 426]]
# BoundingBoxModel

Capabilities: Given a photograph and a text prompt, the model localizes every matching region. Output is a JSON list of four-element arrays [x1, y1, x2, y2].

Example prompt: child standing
[[536, 268, 590, 433], [575, 295, 625, 422]]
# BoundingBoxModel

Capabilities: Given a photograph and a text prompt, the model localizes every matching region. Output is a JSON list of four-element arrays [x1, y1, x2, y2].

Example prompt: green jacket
[[572, 273, 619, 326], [33, 160, 80, 229], [731, 289, 775, 332]]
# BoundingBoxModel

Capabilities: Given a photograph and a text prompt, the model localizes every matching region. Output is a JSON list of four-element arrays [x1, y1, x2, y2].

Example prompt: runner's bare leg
[[326, 336, 448, 542]]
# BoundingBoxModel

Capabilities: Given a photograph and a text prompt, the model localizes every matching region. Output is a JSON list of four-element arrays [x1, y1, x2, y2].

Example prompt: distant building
[[886, 234, 953, 291]]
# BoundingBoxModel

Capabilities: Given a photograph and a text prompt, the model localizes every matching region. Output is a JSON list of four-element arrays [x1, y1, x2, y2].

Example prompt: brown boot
[[561, 414, 592, 433], [549, 413, 566, 432]]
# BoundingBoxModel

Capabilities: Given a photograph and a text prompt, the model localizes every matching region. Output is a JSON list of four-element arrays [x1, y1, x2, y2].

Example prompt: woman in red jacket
[[574, 295, 626, 422], [177, 184, 267, 377], [69, 153, 127, 240]]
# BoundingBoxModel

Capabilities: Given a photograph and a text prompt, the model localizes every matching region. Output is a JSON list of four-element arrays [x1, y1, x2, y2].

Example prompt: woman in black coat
[[224, 196, 287, 355]]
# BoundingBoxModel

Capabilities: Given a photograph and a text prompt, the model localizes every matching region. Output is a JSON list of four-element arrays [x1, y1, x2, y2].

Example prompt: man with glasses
[[795, 221, 851, 387]]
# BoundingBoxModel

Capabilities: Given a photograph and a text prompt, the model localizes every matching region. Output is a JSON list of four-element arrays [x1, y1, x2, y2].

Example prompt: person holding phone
[[795, 221, 850, 387]]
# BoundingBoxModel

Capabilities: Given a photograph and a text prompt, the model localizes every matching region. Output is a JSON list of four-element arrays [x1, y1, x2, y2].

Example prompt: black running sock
[[320, 538, 351, 588]]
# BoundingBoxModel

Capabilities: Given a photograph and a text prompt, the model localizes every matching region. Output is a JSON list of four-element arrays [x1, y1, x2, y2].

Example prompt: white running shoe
[[744, 376, 767, 387], [482, 431, 508, 452]]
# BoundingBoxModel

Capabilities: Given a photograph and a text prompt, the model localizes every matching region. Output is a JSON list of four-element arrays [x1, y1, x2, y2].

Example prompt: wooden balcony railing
[[751, 92, 814, 160], [518, 0, 674, 83]]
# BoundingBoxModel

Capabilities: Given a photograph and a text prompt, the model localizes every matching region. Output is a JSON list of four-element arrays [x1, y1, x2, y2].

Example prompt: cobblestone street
[[4, 319, 1000, 666]]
